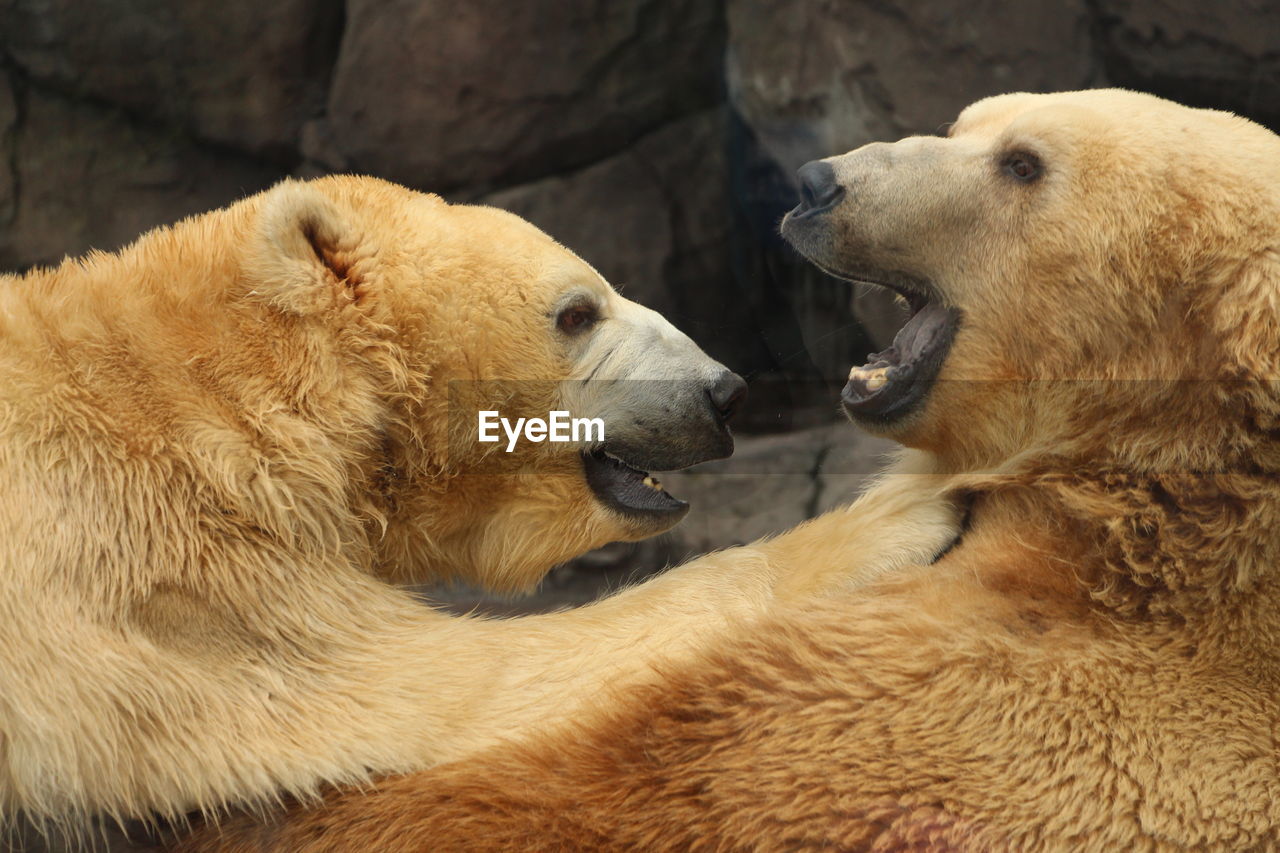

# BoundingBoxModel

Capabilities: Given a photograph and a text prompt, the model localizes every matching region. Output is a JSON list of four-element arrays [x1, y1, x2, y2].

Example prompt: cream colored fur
[[3, 174, 948, 831], [170, 90, 1280, 852]]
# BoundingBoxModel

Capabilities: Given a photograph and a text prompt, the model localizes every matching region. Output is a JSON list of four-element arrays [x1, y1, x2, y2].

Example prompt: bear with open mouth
[[173, 90, 1280, 851], [0, 174, 749, 827]]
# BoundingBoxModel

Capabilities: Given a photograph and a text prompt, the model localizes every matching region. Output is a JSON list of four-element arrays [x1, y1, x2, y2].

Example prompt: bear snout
[[794, 160, 844, 217]]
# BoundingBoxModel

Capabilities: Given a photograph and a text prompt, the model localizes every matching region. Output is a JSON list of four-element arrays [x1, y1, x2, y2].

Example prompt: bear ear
[[243, 179, 363, 314]]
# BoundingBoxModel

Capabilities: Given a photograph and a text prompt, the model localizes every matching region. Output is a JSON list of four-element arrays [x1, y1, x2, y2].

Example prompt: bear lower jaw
[[842, 299, 960, 425], [582, 449, 689, 520]]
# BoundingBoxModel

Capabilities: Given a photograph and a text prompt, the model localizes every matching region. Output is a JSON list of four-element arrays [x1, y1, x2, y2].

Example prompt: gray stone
[[318, 0, 724, 191], [1094, 0, 1280, 127], [0, 0, 341, 156], [0, 72, 15, 228], [0, 89, 281, 272], [658, 427, 832, 557], [479, 109, 733, 333], [480, 126, 677, 318], [728, 0, 1095, 176], [661, 421, 895, 555]]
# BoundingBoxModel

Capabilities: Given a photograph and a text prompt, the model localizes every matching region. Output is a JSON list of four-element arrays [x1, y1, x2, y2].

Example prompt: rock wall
[[3, 0, 1276, 411]]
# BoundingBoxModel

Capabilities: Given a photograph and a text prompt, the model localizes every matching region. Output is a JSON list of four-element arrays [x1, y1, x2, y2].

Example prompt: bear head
[[782, 89, 1280, 481], [241, 176, 745, 593]]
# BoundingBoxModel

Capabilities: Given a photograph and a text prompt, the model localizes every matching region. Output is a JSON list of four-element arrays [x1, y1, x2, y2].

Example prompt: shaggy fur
[[173, 90, 1280, 851], [0, 174, 768, 829]]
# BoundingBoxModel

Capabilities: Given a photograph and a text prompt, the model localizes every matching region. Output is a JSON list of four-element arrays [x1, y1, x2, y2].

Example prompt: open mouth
[[779, 187, 960, 424], [832, 274, 960, 423], [582, 448, 689, 521]]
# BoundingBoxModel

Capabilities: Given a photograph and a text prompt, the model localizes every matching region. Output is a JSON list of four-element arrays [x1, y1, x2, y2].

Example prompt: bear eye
[[556, 303, 598, 335], [1002, 151, 1043, 183]]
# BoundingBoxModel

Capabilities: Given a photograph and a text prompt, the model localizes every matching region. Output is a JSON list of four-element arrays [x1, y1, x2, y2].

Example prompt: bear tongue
[[891, 300, 948, 362], [848, 300, 949, 395], [860, 351, 897, 370]]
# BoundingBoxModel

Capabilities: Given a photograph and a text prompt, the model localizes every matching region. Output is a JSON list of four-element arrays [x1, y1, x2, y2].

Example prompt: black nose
[[795, 160, 843, 214], [707, 371, 748, 423]]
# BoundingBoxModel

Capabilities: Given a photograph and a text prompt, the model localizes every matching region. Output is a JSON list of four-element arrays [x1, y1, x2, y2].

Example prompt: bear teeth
[[848, 365, 890, 390]]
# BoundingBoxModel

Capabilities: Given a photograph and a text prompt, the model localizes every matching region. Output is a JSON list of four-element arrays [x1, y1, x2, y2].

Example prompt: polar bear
[[0, 174, 756, 826], [178, 91, 1280, 851]]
